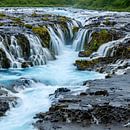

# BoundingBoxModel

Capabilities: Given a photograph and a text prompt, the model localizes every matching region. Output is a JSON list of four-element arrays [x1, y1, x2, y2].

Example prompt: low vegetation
[[0, 0, 130, 12]]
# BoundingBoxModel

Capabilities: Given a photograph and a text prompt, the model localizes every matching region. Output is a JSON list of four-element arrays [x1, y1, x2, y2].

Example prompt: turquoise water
[[0, 45, 105, 130]]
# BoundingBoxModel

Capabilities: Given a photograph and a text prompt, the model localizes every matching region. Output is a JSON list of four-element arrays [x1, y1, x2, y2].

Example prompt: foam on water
[[0, 45, 105, 130], [0, 7, 109, 130]]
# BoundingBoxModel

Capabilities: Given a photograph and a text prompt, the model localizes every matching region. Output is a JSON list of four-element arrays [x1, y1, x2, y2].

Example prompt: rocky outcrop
[[0, 87, 17, 117], [34, 70, 130, 130], [15, 33, 31, 59], [75, 39, 130, 74], [79, 29, 124, 57], [0, 48, 10, 68]]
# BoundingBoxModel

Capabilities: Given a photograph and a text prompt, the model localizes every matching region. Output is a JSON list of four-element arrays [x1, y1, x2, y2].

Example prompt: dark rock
[[105, 74, 112, 78], [21, 61, 32, 68], [0, 87, 17, 117], [51, 88, 71, 98], [0, 48, 10, 68], [0, 101, 9, 116], [55, 88, 71, 93], [94, 90, 109, 96]]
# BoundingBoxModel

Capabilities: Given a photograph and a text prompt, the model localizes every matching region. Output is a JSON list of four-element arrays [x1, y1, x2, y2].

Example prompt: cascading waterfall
[[91, 34, 130, 58], [72, 29, 92, 51], [0, 33, 54, 68], [0, 35, 19, 68], [25, 34, 53, 66], [48, 25, 65, 55], [0, 21, 77, 68]]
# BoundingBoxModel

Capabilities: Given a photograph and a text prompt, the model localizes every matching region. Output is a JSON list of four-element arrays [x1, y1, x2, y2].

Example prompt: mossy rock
[[75, 57, 116, 71], [83, 29, 122, 57], [127, 47, 130, 52], [12, 17, 24, 26], [0, 23, 4, 26], [32, 26, 50, 48], [103, 18, 116, 26], [75, 59, 99, 70], [112, 45, 130, 59], [31, 12, 38, 17], [24, 24, 33, 29], [72, 26, 79, 34], [0, 13, 6, 18], [15, 34, 30, 59], [41, 17, 49, 21], [58, 16, 70, 33], [0, 48, 10, 68], [78, 50, 93, 57]]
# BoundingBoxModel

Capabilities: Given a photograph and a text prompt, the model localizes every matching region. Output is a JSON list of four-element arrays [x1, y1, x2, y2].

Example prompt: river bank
[[34, 68, 130, 130]]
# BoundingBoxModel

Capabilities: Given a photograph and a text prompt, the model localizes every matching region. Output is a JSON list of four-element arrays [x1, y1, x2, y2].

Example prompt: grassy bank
[[0, 0, 130, 12]]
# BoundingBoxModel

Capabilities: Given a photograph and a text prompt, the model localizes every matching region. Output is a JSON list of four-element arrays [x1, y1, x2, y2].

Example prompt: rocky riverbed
[[34, 69, 130, 130]]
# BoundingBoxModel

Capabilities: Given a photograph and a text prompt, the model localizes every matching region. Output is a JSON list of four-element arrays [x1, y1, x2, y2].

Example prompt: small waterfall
[[48, 25, 65, 55], [67, 22, 74, 40], [25, 34, 53, 66], [72, 29, 89, 51], [92, 35, 130, 58], [0, 35, 20, 68], [0, 33, 53, 68]]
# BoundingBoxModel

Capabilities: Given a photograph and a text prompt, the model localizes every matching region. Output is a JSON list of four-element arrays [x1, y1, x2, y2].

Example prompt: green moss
[[12, 17, 24, 26], [79, 50, 93, 57], [41, 17, 49, 21], [24, 24, 33, 29], [58, 16, 68, 23], [0, 13, 6, 18], [75, 59, 99, 70], [84, 29, 113, 56], [0, 23, 4, 26], [103, 18, 116, 26], [32, 26, 50, 48], [31, 12, 38, 17], [72, 26, 79, 33]]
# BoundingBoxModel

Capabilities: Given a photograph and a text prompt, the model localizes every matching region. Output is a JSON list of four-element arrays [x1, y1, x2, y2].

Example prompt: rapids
[[0, 7, 129, 130], [0, 45, 104, 130]]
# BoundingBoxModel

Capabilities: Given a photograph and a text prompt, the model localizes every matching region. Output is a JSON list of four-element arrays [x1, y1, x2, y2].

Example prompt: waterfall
[[91, 35, 130, 58], [0, 33, 53, 68], [0, 35, 21, 68], [48, 25, 65, 55], [25, 34, 53, 66], [0, 21, 77, 68], [72, 29, 90, 51]]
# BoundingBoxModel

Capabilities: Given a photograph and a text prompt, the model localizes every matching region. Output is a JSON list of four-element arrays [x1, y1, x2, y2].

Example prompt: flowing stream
[[1, 7, 128, 130], [0, 45, 105, 130]]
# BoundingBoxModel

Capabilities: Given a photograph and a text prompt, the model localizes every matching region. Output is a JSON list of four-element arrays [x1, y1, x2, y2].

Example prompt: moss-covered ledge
[[79, 29, 123, 57], [32, 26, 50, 48]]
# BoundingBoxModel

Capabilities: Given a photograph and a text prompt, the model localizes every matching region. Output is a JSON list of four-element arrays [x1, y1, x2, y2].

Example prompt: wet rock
[[34, 70, 130, 129], [51, 88, 71, 98], [0, 48, 10, 68], [0, 101, 9, 116], [94, 90, 109, 96], [81, 29, 123, 57], [105, 74, 112, 79], [21, 61, 32, 68], [10, 78, 36, 92], [15, 33, 30, 59], [55, 88, 71, 93], [32, 26, 50, 48], [0, 87, 17, 117]]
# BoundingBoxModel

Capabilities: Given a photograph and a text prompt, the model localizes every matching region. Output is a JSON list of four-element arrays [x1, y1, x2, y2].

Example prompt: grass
[[0, 0, 130, 12]]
